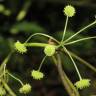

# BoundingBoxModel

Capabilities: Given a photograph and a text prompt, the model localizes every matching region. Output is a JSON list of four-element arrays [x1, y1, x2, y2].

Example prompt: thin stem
[[52, 55, 73, 96], [0, 51, 13, 73], [1, 80, 16, 96], [38, 56, 47, 71], [48, 38, 96, 73], [24, 43, 55, 47], [52, 55, 80, 96], [64, 20, 96, 43], [64, 36, 96, 45], [63, 72, 80, 96], [0, 64, 6, 78], [3, 63, 6, 79], [7, 72, 24, 86], [62, 46, 82, 80], [60, 47, 96, 73], [44, 38, 96, 73], [61, 16, 69, 42], [69, 51, 96, 72], [24, 33, 59, 44]]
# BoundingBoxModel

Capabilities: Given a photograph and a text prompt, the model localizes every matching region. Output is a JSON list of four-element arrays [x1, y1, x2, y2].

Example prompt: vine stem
[[7, 71, 24, 86], [61, 16, 69, 42], [52, 38, 96, 73], [24, 33, 59, 44], [64, 36, 96, 45], [52, 55, 80, 96], [38, 56, 47, 71], [22, 30, 96, 73], [0, 51, 13, 73], [63, 20, 96, 43], [69, 51, 96, 72], [62, 46, 82, 80], [24, 43, 56, 47], [1, 80, 17, 96], [60, 47, 96, 73]]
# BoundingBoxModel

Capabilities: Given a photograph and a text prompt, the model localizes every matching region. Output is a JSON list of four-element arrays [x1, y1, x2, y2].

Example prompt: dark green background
[[0, 0, 96, 96]]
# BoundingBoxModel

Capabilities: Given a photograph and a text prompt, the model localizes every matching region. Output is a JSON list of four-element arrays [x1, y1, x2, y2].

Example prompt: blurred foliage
[[0, 0, 96, 96], [10, 21, 46, 34]]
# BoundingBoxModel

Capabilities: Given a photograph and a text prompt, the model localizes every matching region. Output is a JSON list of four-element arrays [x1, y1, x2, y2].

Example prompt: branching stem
[[64, 20, 96, 43], [64, 36, 96, 45], [62, 46, 82, 80], [1, 80, 17, 96], [52, 55, 80, 96]]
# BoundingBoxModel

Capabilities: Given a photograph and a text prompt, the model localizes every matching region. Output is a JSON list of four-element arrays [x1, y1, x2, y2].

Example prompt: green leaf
[[10, 21, 46, 34]]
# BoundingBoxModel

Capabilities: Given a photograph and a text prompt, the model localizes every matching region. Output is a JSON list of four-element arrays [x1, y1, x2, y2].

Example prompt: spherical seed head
[[19, 84, 31, 94], [44, 45, 56, 56], [14, 41, 27, 54], [74, 79, 91, 89], [0, 87, 6, 95], [64, 5, 76, 17], [31, 70, 44, 80]]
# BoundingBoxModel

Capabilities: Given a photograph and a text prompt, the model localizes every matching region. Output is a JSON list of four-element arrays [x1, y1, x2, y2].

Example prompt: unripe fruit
[[64, 5, 76, 17], [44, 45, 56, 56]]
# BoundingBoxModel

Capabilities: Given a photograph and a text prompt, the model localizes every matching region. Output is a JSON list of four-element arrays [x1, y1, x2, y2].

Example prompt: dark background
[[0, 0, 96, 96]]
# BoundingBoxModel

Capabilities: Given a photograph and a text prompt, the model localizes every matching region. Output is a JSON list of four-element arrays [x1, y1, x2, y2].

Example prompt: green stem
[[7, 72, 23, 86], [46, 37, 96, 73], [3, 63, 6, 80], [64, 72, 80, 96], [69, 51, 96, 72], [52, 55, 80, 96], [64, 20, 96, 43], [0, 51, 13, 73], [64, 36, 96, 45], [60, 47, 96, 73], [49, 38, 96, 73], [24, 43, 55, 47], [1, 80, 16, 96], [38, 56, 47, 71], [61, 16, 69, 42], [25, 33, 59, 44], [62, 46, 82, 80]]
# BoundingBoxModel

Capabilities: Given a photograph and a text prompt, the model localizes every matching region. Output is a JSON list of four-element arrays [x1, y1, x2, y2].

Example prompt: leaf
[[10, 21, 46, 34]]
